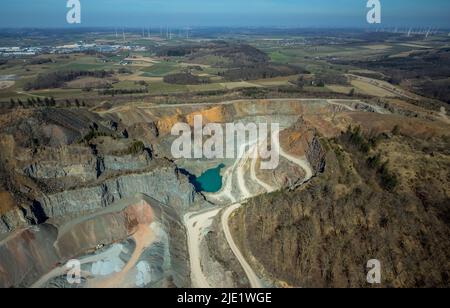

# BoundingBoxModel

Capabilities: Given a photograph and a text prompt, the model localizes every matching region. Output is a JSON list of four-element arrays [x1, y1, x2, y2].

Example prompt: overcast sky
[[0, 0, 449, 28]]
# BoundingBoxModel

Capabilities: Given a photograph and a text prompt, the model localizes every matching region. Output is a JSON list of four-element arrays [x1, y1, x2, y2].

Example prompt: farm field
[[0, 28, 448, 113]]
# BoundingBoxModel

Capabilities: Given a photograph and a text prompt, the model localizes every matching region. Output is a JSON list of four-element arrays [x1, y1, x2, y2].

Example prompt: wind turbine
[[425, 27, 431, 39], [185, 26, 191, 39]]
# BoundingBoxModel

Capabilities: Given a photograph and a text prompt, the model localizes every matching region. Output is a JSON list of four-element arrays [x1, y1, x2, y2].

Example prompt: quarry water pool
[[187, 164, 225, 193]]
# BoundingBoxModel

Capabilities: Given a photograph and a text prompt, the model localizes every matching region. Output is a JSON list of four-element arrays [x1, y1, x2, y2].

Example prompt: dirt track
[[86, 224, 154, 288], [184, 128, 313, 288]]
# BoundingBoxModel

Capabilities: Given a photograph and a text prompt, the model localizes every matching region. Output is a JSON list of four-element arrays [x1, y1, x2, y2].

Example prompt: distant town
[[0, 41, 145, 57]]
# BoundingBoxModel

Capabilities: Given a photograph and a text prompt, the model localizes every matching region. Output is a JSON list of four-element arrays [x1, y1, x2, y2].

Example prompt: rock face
[[38, 166, 199, 221], [0, 195, 190, 288], [0, 106, 203, 233], [304, 134, 326, 178], [54, 200, 154, 260], [0, 225, 60, 288], [102, 154, 151, 172], [0, 208, 27, 234], [1, 160, 202, 235], [21, 148, 153, 187], [24, 159, 98, 181]]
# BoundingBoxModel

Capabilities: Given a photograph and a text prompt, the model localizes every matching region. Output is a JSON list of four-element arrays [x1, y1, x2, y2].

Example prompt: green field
[[141, 61, 181, 77], [147, 82, 187, 94]]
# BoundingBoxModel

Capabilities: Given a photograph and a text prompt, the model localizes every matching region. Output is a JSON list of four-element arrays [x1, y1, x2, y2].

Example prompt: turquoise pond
[[183, 164, 225, 193]]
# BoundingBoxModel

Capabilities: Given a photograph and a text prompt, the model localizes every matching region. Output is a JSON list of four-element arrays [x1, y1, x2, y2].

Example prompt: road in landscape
[[34, 99, 381, 288], [31, 244, 125, 288], [250, 144, 276, 192], [182, 99, 391, 288], [218, 131, 313, 288], [32, 223, 155, 288], [272, 129, 313, 182], [184, 126, 314, 288], [184, 208, 221, 288], [221, 202, 263, 288]]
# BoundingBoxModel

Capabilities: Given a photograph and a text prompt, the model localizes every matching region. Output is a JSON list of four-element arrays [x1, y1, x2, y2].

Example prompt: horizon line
[[0, 25, 449, 30]]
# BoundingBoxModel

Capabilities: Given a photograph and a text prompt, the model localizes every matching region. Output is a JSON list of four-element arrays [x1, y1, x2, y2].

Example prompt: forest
[[23, 69, 113, 90]]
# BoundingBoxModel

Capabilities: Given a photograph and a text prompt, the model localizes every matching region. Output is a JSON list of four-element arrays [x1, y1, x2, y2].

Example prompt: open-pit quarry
[[1, 98, 448, 288]]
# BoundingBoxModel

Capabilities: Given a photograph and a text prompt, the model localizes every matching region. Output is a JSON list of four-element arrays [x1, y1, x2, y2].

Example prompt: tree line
[[219, 64, 308, 81], [1, 97, 87, 109], [23, 69, 114, 90], [98, 87, 149, 96], [163, 72, 209, 85]]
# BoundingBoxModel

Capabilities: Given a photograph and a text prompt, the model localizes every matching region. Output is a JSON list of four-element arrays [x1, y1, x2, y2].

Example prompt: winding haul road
[[184, 128, 313, 288], [184, 209, 221, 288], [221, 202, 263, 288], [99, 98, 383, 288]]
